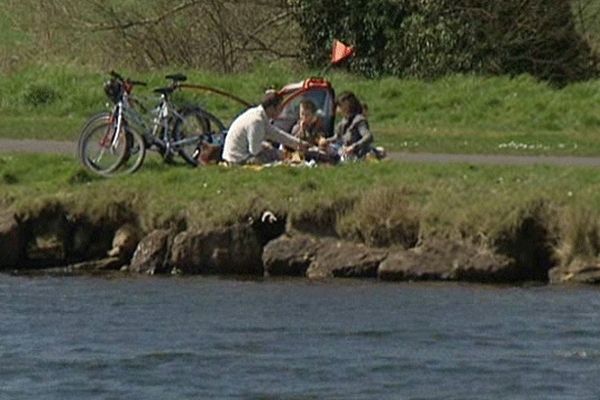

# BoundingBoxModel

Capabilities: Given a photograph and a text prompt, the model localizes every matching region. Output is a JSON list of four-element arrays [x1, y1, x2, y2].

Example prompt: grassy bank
[[1, 64, 600, 155], [2, 154, 600, 266]]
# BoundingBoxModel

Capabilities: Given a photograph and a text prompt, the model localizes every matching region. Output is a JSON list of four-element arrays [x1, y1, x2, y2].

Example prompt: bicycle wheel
[[116, 128, 147, 175], [173, 107, 226, 166], [79, 115, 132, 176], [77, 112, 111, 162]]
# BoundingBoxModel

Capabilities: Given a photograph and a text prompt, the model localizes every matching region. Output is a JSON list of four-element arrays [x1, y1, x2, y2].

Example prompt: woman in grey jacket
[[328, 91, 373, 158]]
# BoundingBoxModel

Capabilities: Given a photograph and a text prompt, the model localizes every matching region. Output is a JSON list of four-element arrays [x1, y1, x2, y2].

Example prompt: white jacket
[[222, 105, 301, 164]]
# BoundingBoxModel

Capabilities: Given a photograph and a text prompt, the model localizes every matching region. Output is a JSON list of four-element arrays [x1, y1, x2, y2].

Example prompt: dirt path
[[3, 138, 600, 167]]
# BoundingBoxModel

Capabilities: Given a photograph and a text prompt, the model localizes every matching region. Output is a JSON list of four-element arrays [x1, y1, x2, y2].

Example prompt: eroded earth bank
[[1, 200, 598, 285]]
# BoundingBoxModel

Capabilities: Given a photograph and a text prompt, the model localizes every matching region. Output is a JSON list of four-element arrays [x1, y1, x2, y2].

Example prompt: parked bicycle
[[78, 71, 226, 176], [76, 72, 146, 175]]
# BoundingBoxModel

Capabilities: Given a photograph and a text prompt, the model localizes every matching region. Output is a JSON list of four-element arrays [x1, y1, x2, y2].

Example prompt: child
[[291, 99, 345, 164], [290, 99, 325, 146]]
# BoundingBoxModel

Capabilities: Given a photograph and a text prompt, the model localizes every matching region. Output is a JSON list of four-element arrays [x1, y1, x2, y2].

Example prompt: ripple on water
[[555, 349, 600, 360]]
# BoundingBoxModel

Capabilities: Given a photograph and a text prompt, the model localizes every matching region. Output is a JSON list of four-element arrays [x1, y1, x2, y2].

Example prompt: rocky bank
[[1, 202, 599, 285]]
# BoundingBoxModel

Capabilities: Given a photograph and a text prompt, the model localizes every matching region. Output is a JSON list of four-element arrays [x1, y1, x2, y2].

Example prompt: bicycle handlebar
[[109, 70, 147, 86], [109, 70, 123, 80]]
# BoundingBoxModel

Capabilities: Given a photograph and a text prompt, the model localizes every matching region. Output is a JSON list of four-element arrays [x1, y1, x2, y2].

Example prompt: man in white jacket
[[222, 92, 307, 165]]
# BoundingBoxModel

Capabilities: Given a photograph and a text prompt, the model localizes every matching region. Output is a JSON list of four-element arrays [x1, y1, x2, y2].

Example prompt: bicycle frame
[[125, 91, 202, 157]]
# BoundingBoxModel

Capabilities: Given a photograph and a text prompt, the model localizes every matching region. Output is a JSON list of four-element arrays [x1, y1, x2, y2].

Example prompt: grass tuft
[[22, 84, 62, 107], [2, 172, 18, 184], [338, 186, 420, 248], [556, 206, 600, 266]]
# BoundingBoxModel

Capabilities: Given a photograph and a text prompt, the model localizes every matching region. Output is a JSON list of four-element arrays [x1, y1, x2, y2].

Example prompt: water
[[1, 275, 600, 400]]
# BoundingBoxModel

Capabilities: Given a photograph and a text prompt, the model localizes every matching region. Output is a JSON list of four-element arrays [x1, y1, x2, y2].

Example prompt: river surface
[[1, 275, 600, 400]]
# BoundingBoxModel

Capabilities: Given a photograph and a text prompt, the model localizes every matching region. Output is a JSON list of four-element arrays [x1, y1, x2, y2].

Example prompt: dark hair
[[261, 92, 283, 110], [335, 91, 363, 116], [299, 99, 317, 114]]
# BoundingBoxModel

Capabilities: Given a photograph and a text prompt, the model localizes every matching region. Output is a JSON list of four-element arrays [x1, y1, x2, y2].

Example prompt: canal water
[[1, 275, 599, 399]]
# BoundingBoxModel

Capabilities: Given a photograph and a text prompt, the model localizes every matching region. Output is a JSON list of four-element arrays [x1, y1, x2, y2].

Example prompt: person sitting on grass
[[285, 99, 338, 164], [327, 91, 374, 159], [222, 92, 309, 165], [290, 99, 325, 146]]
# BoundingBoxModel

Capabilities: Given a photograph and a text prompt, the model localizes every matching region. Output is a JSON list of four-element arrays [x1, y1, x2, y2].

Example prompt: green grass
[[2, 64, 600, 155]]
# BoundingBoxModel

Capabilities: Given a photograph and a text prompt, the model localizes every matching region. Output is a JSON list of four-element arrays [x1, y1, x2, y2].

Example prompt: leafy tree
[[291, 0, 406, 77], [292, 0, 599, 83]]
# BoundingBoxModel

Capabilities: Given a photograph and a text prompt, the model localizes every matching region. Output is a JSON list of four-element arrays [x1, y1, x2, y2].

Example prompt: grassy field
[[1, 64, 600, 156]]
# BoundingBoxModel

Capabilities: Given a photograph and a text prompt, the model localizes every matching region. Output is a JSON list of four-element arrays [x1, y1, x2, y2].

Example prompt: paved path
[[386, 152, 600, 167], [0, 138, 76, 156], [3, 138, 600, 167]]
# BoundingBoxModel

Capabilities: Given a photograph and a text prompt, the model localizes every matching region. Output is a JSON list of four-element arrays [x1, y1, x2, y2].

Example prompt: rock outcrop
[[263, 235, 388, 279], [170, 224, 263, 275], [129, 229, 174, 274], [306, 238, 388, 279], [107, 224, 140, 262], [549, 260, 600, 284], [263, 234, 320, 276], [378, 239, 516, 283]]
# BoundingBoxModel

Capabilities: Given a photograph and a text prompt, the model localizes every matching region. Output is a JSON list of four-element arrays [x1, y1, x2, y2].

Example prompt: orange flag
[[331, 39, 355, 64]]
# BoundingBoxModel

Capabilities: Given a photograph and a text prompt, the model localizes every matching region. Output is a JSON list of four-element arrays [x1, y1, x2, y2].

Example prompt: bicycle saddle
[[153, 87, 175, 96], [165, 73, 187, 82]]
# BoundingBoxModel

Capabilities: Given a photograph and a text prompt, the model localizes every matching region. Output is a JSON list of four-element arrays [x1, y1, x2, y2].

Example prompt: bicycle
[[78, 71, 226, 176], [77, 72, 147, 175]]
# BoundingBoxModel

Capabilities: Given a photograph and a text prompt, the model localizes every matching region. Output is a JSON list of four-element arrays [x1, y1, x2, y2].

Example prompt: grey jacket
[[329, 114, 373, 154]]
